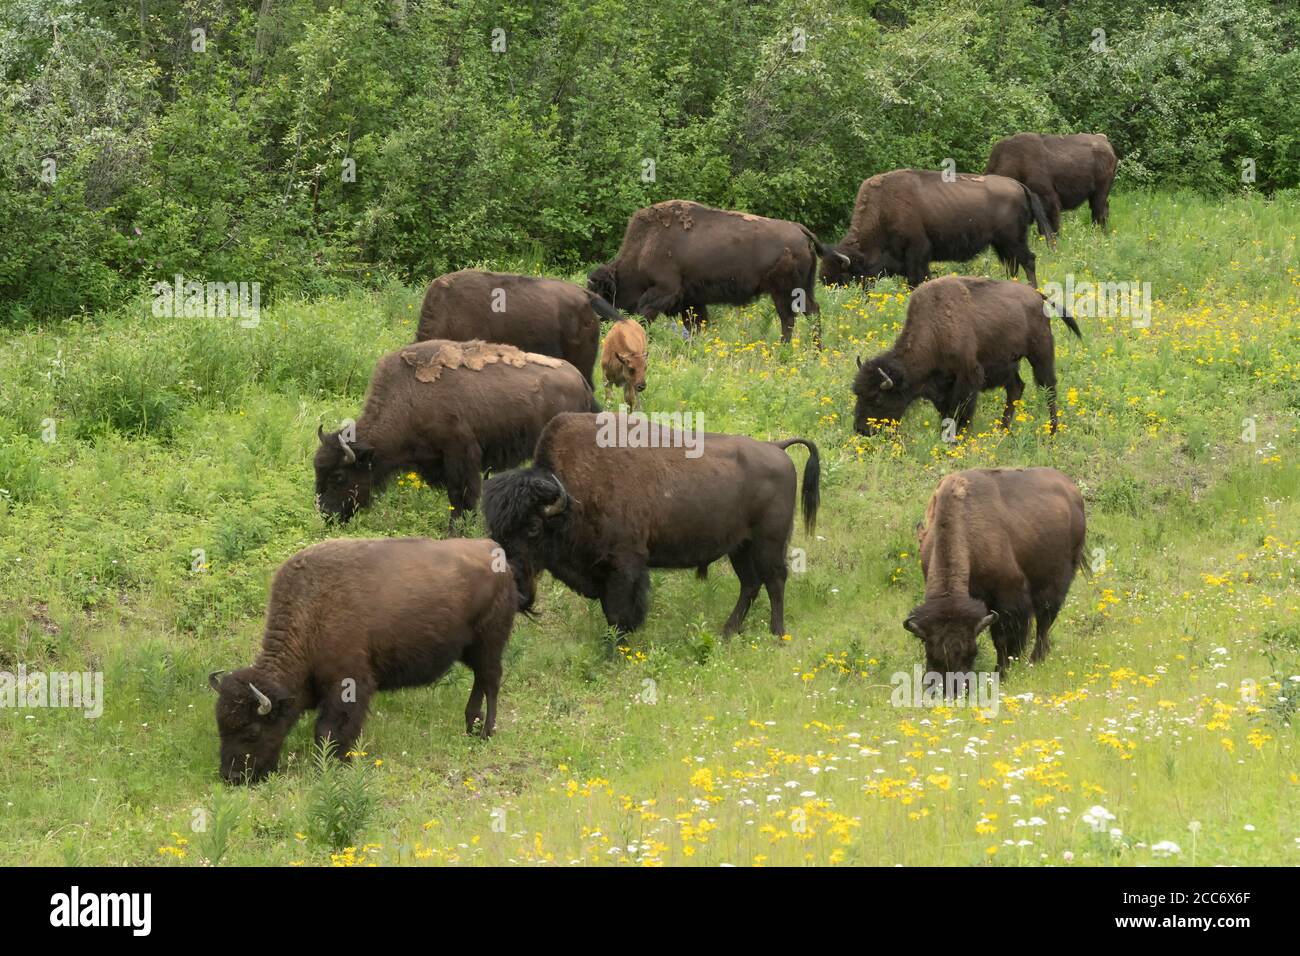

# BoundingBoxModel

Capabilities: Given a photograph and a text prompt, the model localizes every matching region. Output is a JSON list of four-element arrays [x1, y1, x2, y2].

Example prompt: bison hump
[[399, 339, 561, 383]]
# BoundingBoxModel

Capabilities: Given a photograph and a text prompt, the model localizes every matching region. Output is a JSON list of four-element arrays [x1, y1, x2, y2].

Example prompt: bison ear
[[208, 670, 227, 692], [976, 611, 998, 635]]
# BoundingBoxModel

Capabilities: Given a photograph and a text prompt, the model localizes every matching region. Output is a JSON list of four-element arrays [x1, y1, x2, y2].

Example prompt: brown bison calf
[[985, 133, 1118, 232], [600, 319, 649, 409], [906, 468, 1085, 680], [209, 537, 516, 784], [587, 199, 847, 345], [417, 270, 622, 386], [820, 169, 1054, 288], [852, 275, 1081, 436], [482, 411, 819, 638], [315, 339, 596, 531]]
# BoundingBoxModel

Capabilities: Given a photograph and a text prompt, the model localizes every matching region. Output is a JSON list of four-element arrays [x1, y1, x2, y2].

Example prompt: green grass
[[0, 190, 1296, 866]]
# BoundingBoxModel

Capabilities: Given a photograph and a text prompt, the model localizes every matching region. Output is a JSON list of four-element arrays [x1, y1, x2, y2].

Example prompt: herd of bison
[[209, 132, 1112, 783]]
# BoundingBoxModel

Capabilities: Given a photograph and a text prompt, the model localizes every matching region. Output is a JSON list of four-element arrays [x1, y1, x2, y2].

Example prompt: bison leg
[[681, 301, 708, 333], [1030, 605, 1061, 664], [903, 245, 931, 289], [444, 445, 483, 534], [751, 536, 790, 637], [721, 544, 762, 637], [1028, 346, 1059, 434], [461, 643, 503, 738], [1043, 191, 1063, 235], [1000, 370, 1025, 430], [1089, 191, 1110, 228], [600, 558, 650, 637], [990, 612, 1030, 679], [314, 679, 373, 759], [634, 287, 680, 324]]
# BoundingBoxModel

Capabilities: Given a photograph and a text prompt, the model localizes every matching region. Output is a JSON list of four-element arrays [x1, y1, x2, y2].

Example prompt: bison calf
[[600, 319, 649, 410], [906, 468, 1085, 681], [852, 275, 1081, 436], [209, 537, 516, 784], [417, 270, 622, 386], [315, 339, 596, 531], [482, 411, 819, 639]]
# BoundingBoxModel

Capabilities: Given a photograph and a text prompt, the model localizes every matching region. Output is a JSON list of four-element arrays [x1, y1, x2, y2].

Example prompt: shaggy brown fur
[[820, 169, 1053, 287], [852, 275, 1081, 436], [600, 319, 649, 410], [314, 339, 596, 530], [906, 468, 1086, 679], [985, 133, 1118, 232], [209, 537, 516, 783], [482, 412, 820, 639], [587, 200, 845, 345], [416, 270, 622, 386]]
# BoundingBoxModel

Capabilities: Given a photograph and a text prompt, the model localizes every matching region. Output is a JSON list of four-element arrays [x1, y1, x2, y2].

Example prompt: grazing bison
[[600, 319, 649, 410], [985, 133, 1117, 232], [852, 275, 1081, 436], [819, 169, 1054, 288], [482, 411, 819, 638], [209, 537, 516, 784], [417, 270, 622, 386], [587, 199, 848, 345], [906, 467, 1085, 679], [315, 339, 596, 530]]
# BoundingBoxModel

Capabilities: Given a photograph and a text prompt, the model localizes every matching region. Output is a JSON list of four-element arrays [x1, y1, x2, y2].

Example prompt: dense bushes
[[2, 0, 1297, 323]]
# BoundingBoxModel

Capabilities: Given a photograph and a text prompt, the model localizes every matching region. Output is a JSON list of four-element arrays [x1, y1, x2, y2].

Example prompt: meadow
[[0, 190, 1296, 866]]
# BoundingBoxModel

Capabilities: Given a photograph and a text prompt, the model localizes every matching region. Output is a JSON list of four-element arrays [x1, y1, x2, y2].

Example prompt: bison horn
[[903, 616, 921, 636], [338, 434, 357, 466], [855, 356, 863, 370], [248, 682, 273, 716], [542, 474, 569, 517], [208, 670, 227, 692], [976, 611, 998, 635], [836, 252, 851, 266], [878, 367, 895, 390], [317, 423, 327, 443]]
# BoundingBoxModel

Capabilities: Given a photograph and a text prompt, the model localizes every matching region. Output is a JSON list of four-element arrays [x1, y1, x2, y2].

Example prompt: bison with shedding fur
[[905, 467, 1085, 680], [315, 339, 596, 531], [209, 537, 516, 784], [482, 411, 819, 638], [587, 199, 847, 345], [852, 275, 1081, 436], [820, 169, 1053, 288], [417, 269, 622, 386]]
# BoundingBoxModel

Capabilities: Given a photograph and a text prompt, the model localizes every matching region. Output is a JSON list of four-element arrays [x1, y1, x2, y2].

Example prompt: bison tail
[[773, 437, 821, 535], [1024, 186, 1057, 249], [1043, 296, 1083, 339], [586, 292, 622, 324]]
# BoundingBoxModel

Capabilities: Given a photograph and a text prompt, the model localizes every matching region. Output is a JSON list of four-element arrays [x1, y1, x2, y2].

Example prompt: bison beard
[[481, 412, 819, 640], [905, 468, 1086, 682], [209, 538, 516, 784]]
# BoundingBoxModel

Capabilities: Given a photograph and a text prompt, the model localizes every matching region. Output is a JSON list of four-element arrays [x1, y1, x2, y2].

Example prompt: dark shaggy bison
[[587, 199, 848, 345], [906, 468, 1085, 679], [315, 339, 596, 530], [417, 270, 622, 386], [852, 275, 1081, 436], [209, 537, 516, 784], [819, 169, 1054, 288], [985, 133, 1117, 232], [482, 411, 819, 638]]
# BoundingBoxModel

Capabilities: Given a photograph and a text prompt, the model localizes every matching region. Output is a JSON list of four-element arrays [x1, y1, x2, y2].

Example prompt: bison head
[[209, 669, 298, 784], [819, 245, 873, 286], [904, 597, 997, 679], [482, 468, 570, 612], [314, 424, 376, 523], [618, 348, 649, 394], [852, 356, 913, 434], [587, 263, 621, 308]]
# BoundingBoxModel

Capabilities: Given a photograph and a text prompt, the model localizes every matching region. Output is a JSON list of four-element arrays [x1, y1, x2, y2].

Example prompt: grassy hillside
[[0, 191, 1296, 866]]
